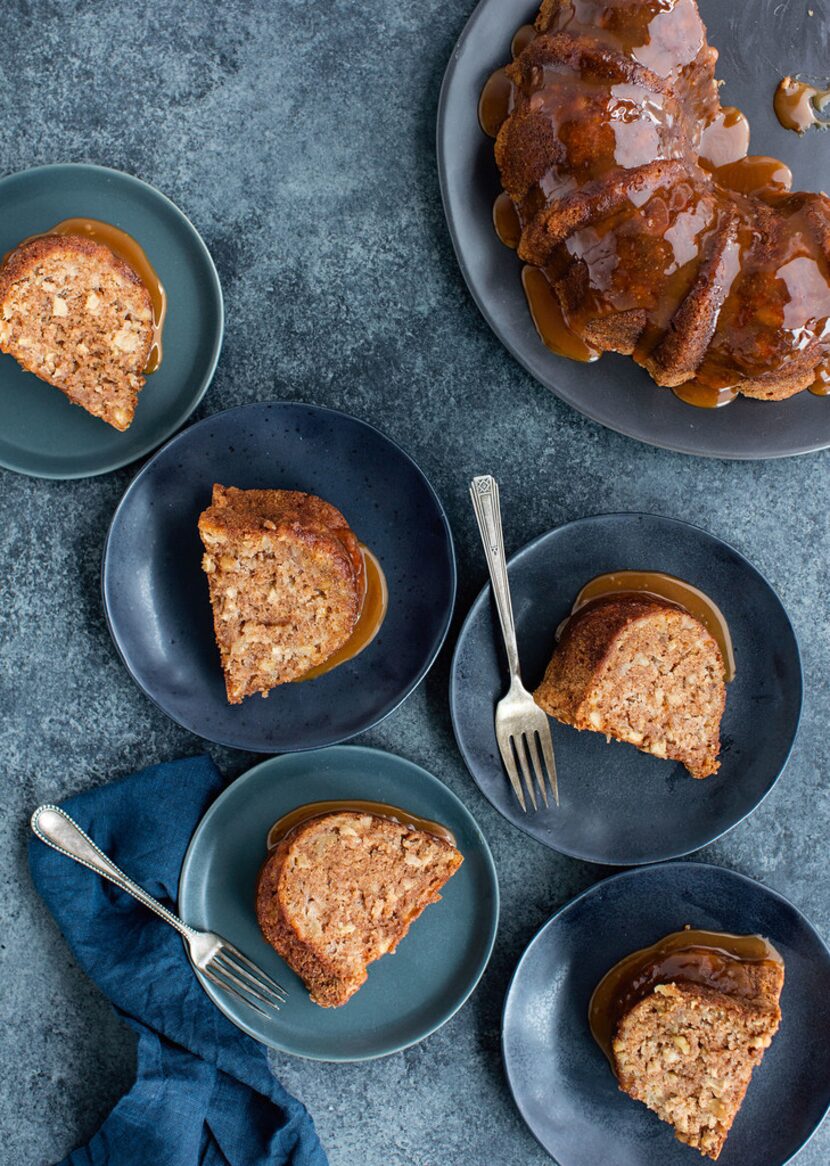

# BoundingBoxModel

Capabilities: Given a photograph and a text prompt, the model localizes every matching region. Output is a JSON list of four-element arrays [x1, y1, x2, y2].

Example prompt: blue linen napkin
[[28, 755, 329, 1166]]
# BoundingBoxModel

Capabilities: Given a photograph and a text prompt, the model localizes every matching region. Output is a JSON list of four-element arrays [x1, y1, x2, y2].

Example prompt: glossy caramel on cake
[[491, 0, 830, 400]]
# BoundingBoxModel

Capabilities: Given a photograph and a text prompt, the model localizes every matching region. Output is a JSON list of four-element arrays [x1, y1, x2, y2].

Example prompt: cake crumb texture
[[198, 485, 364, 702], [534, 596, 726, 778], [0, 234, 153, 430], [613, 978, 783, 1160], [256, 811, 464, 1007]]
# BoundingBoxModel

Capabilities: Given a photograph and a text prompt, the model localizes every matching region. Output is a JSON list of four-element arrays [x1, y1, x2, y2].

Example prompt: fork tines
[[207, 942, 287, 1017], [499, 727, 559, 813]]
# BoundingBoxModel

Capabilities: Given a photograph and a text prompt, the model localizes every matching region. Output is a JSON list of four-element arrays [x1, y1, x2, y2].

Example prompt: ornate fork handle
[[31, 804, 196, 939], [470, 476, 521, 680]]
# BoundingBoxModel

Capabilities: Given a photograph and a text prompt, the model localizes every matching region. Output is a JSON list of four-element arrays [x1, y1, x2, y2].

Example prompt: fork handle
[[31, 804, 196, 939], [470, 476, 521, 680]]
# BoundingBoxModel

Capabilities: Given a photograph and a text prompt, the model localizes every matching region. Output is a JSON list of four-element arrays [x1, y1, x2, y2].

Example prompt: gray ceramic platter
[[437, 0, 830, 459], [179, 746, 499, 1061], [0, 163, 223, 478], [450, 513, 802, 866], [502, 862, 830, 1166], [102, 401, 456, 753]]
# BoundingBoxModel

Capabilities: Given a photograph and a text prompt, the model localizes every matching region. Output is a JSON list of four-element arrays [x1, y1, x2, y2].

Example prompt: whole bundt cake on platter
[[485, 0, 830, 402]]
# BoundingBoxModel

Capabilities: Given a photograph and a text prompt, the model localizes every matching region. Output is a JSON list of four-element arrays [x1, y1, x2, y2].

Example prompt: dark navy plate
[[103, 402, 456, 752], [502, 862, 830, 1166], [437, 0, 830, 459], [179, 746, 499, 1060], [450, 513, 802, 865], [0, 163, 223, 478]]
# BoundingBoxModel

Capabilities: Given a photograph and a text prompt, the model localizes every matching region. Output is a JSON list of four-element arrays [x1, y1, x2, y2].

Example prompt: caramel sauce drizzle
[[481, 6, 830, 410], [31, 218, 167, 374], [711, 156, 793, 202], [560, 570, 735, 681], [521, 266, 600, 363], [511, 24, 538, 59], [493, 192, 522, 250], [266, 800, 457, 851], [774, 76, 830, 134], [672, 382, 738, 410], [478, 67, 514, 140], [698, 106, 751, 170], [295, 546, 388, 682], [809, 361, 830, 396], [589, 928, 783, 1067]]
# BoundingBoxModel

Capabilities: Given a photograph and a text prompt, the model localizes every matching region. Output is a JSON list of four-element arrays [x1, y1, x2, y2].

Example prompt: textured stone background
[[1, 1, 828, 1164]]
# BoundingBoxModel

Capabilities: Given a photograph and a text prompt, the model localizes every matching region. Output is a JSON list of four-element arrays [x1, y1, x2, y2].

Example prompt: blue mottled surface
[[0, 1, 828, 1163]]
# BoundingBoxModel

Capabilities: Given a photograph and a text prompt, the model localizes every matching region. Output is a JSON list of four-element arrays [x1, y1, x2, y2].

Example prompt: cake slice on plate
[[534, 595, 726, 778], [0, 234, 154, 430], [198, 486, 365, 702], [612, 973, 783, 1160], [256, 810, 463, 1007]]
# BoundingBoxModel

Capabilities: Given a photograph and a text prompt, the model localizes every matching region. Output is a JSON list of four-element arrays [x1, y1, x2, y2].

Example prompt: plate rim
[[101, 399, 458, 752], [0, 161, 225, 480], [500, 860, 830, 1166], [178, 743, 501, 1062], [449, 510, 804, 865], [435, 0, 830, 462]]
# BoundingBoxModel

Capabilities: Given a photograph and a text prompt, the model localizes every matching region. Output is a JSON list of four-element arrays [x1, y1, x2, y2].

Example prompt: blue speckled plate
[[179, 746, 499, 1061], [502, 862, 830, 1166], [450, 513, 802, 865], [102, 401, 456, 752], [0, 163, 223, 478]]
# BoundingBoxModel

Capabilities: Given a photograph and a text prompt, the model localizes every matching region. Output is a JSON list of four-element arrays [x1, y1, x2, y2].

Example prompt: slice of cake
[[198, 486, 365, 702], [534, 595, 726, 778], [612, 977, 783, 1160], [256, 811, 464, 1007], [0, 234, 154, 430]]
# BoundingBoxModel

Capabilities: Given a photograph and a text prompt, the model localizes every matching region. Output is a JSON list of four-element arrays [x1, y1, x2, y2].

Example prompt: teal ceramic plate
[[178, 746, 499, 1060], [0, 163, 223, 478]]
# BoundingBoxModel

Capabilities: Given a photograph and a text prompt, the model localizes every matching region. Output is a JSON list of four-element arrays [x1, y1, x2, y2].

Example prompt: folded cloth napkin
[[28, 755, 329, 1166]]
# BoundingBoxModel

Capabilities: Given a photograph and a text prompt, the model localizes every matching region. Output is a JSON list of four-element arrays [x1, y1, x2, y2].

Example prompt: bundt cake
[[0, 233, 155, 429], [592, 928, 785, 1159], [198, 486, 366, 702], [534, 594, 726, 778], [487, 0, 830, 401], [256, 810, 464, 1007]]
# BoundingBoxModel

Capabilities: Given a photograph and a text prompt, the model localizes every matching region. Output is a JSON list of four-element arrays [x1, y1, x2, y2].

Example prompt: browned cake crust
[[256, 811, 464, 1007], [0, 234, 153, 429], [198, 486, 364, 702], [534, 596, 726, 778], [494, 0, 830, 400], [613, 976, 784, 1159]]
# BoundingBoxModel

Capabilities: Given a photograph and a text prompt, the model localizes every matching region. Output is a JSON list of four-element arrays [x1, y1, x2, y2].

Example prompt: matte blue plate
[[102, 402, 456, 752], [502, 862, 830, 1166], [438, 0, 830, 459], [450, 513, 802, 865], [0, 163, 223, 478], [179, 746, 499, 1060]]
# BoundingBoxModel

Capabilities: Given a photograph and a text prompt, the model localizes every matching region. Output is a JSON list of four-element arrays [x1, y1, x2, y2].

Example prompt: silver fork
[[30, 804, 287, 1017], [470, 476, 559, 811]]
